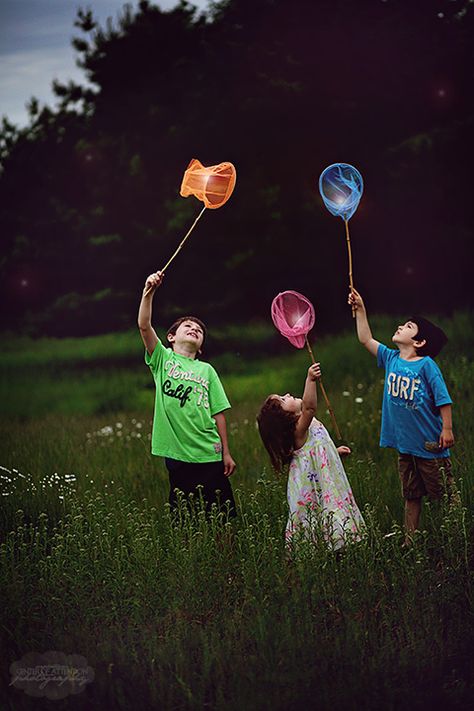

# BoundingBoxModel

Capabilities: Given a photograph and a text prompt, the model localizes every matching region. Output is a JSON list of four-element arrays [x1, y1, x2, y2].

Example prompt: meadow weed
[[1, 316, 473, 709]]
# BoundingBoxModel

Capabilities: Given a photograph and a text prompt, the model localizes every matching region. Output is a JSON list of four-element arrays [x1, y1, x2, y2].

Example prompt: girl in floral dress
[[257, 363, 364, 550]]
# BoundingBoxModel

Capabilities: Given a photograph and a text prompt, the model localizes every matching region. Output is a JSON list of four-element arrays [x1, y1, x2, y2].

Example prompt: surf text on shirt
[[387, 372, 421, 401]]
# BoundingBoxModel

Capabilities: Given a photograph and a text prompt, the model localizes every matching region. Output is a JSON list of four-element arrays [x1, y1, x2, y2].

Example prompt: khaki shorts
[[398, 453, 453, 500]]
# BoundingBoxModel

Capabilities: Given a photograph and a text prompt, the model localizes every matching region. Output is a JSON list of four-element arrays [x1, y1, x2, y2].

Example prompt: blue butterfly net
[[319, 163, 364, 221]]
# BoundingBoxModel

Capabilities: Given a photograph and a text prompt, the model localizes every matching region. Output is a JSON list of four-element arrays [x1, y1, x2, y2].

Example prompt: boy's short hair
[[409, 315, 448, 358], [166, 316, 207, 347]]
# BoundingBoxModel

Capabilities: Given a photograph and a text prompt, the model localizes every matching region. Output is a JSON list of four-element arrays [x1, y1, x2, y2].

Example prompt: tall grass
[[1, 314, 473, 710]]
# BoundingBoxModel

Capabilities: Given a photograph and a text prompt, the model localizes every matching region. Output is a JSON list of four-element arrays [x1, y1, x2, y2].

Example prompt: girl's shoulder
[[309, 418, 332, 444], [310, 417, 325, 433], [293, 418, 324, 453]]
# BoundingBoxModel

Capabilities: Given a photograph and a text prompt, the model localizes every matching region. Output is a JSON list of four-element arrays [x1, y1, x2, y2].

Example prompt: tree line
[[1, 0, 473, 336]]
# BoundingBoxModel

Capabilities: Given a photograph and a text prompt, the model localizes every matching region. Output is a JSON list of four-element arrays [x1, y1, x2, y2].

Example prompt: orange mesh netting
[[179, 158, 236, 209]]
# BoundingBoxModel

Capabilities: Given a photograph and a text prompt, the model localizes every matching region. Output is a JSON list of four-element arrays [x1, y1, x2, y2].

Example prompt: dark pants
[[165, 458, 237, 518]]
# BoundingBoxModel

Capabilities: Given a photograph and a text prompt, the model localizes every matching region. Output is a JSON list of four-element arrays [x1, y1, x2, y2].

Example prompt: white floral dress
[[286, 418, 365, 549]]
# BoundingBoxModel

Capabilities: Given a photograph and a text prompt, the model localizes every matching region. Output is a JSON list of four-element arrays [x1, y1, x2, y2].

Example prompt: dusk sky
[[0, 0, 210, 126]]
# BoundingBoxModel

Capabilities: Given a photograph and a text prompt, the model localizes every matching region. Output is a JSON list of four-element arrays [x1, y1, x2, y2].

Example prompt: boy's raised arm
[[138, 271, 163, 356], [348, 288, 380, 357]]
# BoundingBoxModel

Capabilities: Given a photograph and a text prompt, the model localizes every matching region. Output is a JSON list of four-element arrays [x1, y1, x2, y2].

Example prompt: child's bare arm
[[213, 411, 236, 476], [138, 271, 163, 356], [294, 363, 320, 448], [348, 288, 380, 357], [439, 404, 455, 448]]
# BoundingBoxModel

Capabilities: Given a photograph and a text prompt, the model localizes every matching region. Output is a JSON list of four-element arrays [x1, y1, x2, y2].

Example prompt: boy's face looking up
[[393, 320, 417, 343], [392, 321, 426, 350], [167, 319, 204, 354]]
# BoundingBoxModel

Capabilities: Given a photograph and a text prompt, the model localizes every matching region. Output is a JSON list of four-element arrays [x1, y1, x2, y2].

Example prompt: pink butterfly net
[[271, 290, 315, 348]]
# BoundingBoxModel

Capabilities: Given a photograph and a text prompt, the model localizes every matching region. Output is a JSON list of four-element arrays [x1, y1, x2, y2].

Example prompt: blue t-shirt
[[377, 344, 452, 458]]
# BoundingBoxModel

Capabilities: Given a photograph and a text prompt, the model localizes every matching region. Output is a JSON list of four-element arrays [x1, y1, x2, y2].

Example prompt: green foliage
[[88, 233, 122, 246], [0, 0, 473, 335], [1, 315, 474, 707]]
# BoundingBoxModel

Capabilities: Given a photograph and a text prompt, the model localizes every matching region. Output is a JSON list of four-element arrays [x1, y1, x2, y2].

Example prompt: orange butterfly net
[[144, 158, 237, 294], [180, 159, 236, 209]]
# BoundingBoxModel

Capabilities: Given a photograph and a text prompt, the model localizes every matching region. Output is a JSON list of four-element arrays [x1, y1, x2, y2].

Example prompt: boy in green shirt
[[138, 271, 236, 517]]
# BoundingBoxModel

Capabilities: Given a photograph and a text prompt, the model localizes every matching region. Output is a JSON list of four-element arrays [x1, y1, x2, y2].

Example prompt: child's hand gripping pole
[[345, 219, 356, 319], [305, 335, 342, 441], [143, 206, 206, 297]]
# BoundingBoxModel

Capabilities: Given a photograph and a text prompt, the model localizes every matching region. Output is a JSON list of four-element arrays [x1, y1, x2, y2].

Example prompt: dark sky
[[0, 0, 210, 126]]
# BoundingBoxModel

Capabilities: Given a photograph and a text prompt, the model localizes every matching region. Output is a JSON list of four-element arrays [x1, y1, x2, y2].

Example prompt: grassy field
[[1, 313, 473, 710]]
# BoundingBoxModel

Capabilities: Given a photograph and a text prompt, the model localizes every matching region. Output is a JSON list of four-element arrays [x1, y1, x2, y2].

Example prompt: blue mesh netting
[[319, 163, 363, 221]]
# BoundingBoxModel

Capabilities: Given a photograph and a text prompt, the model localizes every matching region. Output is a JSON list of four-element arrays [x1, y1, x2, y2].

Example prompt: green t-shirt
[[145, 339, 231, 463]]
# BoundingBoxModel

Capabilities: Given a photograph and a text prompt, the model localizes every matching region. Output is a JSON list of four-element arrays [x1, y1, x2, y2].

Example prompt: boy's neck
[[172, 344, 198, 359], [397, 344, 423, 362]]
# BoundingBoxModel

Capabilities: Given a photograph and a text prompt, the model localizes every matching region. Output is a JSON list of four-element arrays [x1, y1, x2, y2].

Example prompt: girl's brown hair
[[256, 396, 298, 473]]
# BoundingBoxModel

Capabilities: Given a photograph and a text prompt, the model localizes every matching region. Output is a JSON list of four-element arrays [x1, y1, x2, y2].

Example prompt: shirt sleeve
[[377, 343, 392, 368], [144, 337, 165, 374], [427, 360, 453, 407], [208, 368, 231, 416]]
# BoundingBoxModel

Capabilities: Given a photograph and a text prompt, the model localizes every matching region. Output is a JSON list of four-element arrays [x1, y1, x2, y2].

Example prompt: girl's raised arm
[[294, 363, 320, 449]]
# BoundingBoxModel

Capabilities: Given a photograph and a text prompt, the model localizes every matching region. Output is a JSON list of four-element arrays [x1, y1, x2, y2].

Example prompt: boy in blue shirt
[[348, 288, 454, 536]]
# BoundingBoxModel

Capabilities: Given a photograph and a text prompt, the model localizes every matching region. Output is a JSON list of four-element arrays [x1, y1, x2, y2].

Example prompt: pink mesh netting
[[271, 290, 315, 348], [179, 158, 236, 209]]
